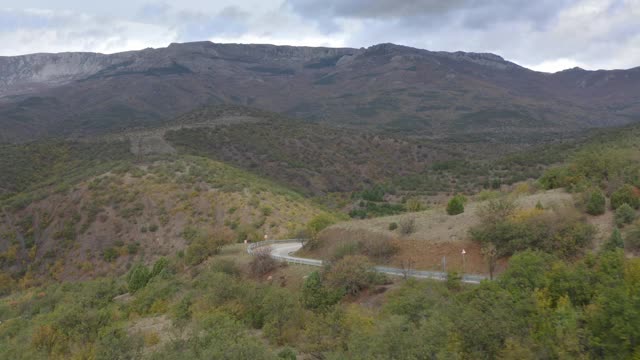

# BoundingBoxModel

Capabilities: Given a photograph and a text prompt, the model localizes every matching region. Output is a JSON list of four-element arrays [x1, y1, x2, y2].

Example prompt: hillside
[[1, 42, 640, 142], [0, 154, 329, 283], [129, 104, 582, 195], [305, 190, 580, 274]]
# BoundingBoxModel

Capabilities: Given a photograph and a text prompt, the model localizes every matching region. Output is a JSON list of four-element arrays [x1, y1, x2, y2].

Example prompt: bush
[[127, 264, 151, 293], [539, 166, 572, 189], [249, 247, 278, 277], [151, 257, 170, 277], [171, 297, 192, 329], [603, 228, 624, 251], [278, 348, 298, 360], [388, 222, 398, 231], [301, 271, 341, 311], [127, 242, 140, 255], [477, 198, 518, 226], [585, 190, 606, 215], [399, 217, 416, 235], [102, 247, 119, 262], [615, 203, 636, 226], [210, 259, 241, 276], [625, 223, 640, 250], [184, 231, 226, 266], [446, 195, 466, 215], [611, 185, 640, 209], [446, 272, 462, 291], [324, 255, 381, 296], [470, 208, 595, 258], [405, 198, 423, 212]]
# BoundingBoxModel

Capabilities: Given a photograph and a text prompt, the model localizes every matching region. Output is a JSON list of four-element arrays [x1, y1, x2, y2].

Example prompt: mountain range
[[1, 41, 640, 143]]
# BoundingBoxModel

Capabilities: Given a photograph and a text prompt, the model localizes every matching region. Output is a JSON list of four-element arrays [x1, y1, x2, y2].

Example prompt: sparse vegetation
[[398, 217, 416, 235]]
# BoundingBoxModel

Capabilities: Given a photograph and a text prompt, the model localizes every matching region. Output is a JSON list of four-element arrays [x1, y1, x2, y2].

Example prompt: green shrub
[[611, 185, 640, 209], [102, 247, 118, 262], [625, 223, 640, 250], [470, 208, 595, 258], [446, 195, 465, 215], [405, 198, 423, 212], [95, 327, 143, 360], [171, 297, 192, 329], [324, 255, 382, 296], [127, 264, 151, 293], [127, 242, 140, 255], [278, 347, 297, 360], [539, 166, 571, 189], [210, 259, 241, 277], [388, 222, 398, 231], [183, 228, 227, 266], [585, 190, 606, 215], [603, 228, 624, 251], [301, 271, 341, 312], [148, 224, 159, 232], [151, 257, 170, 277], [615, 203, 636, 226], [446, 272, 462, 291]]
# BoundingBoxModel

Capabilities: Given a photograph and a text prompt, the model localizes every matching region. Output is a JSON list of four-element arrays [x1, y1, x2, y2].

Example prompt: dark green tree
[[301, 271, 340, 312], [585, 190, 605, 215], [614, 203, 636, 226], [603, 228, 624, 252]]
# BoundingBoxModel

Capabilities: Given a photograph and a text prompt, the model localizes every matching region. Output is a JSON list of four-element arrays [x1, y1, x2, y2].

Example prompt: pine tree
[[603, 228, 624, 252]]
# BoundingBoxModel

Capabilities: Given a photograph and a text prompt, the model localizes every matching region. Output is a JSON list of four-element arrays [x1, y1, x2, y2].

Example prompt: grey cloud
[[287, 0, 574, 30], [135, 3, 250, 41]]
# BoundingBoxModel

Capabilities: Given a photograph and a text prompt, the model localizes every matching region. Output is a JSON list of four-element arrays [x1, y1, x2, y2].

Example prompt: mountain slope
[[1, 42, 640, 142]]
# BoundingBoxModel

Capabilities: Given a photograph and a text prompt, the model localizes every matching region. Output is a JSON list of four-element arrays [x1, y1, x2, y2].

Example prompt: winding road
[[248, 240, 486, 284]]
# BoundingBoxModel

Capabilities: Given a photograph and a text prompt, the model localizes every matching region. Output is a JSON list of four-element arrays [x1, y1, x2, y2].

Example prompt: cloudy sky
[[0, 0, 639, 72]]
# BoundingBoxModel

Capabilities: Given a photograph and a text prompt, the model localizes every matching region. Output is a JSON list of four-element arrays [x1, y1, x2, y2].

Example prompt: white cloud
[[526, 58, 589, 73]]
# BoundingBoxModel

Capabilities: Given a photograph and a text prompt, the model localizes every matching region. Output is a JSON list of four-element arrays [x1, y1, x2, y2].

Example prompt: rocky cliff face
[[0, 52, 118, 97]]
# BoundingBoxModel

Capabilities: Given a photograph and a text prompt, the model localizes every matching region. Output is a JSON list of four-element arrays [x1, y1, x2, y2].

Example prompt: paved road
[[250, 240, 486, 284]]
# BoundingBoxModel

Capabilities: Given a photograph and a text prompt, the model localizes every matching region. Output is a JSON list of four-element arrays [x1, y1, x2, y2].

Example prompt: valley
[[1, 41, 640, 359]]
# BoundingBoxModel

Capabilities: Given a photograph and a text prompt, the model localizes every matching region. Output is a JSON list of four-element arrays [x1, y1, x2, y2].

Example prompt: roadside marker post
[[461, 249, 466, 274]]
